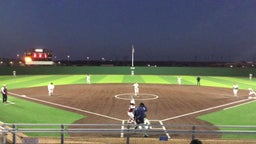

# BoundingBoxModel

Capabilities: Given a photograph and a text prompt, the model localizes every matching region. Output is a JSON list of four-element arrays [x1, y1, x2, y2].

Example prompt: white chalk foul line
[[162, 98, 251, 122], [6, 100, 15, 104], [159, 120, 171, 139], [224, 99, 256, 110], [9, 92, 123, 122], [121, 120, 125, 138], [115, 93, 159, 101], [2, 101, 15, 105]]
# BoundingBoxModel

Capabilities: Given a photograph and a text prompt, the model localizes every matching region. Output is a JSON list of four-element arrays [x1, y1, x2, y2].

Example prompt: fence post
[[61, 124, 64, 144], [126, 124, 130, 144], [12, 124, 16, 144], [2, 124, 7, 144], [191, 125, 195, 140]]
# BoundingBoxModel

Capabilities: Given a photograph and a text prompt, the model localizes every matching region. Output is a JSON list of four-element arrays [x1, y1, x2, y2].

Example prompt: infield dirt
[[10, 84, 253, 143]]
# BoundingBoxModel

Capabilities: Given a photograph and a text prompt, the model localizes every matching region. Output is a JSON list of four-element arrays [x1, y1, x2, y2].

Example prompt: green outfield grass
[[198, 101, 256, 139], [1, 75, 256, 90], [0, 96, 84, 123], [1, 74, 256, 138], [0, 94, 84, 136]]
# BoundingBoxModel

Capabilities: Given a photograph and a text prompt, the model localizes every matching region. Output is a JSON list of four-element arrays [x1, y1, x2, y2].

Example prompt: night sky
[[1, 0, 256, 62]]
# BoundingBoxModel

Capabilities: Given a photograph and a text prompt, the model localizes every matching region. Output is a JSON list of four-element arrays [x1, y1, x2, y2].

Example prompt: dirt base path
[[10, 84, 250, 139]]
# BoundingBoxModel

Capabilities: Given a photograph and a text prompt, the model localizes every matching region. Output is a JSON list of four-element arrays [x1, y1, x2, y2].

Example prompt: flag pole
[[132, 45, 134, 67], [131, 45, 135, 75]]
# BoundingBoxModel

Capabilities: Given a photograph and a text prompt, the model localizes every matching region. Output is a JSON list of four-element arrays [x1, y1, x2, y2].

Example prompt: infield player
[[48, 82, 55, 96], [144, 116, 152, 130], [1, 84, 8, 103], [127, 96, 136, 124], [233, 83, 238, 97], [248, 88, 256, 98], [133, 82, 139, 96]]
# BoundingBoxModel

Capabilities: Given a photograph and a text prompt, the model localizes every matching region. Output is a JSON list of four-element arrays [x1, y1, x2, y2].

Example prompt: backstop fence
[[1, 123, 256, 144]]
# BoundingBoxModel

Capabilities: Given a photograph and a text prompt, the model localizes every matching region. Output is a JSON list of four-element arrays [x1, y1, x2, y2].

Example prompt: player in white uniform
[[248, 88, 256, 99], [48, 82, 55, 96], [86, 74, 91, 84], [144, 117, 152, 130], [249, 73, 253, 80], [133, 82, 139, 96], [233, 83, 238, 97], [127, 97, 136, 124], [177, 76, 182, 85]]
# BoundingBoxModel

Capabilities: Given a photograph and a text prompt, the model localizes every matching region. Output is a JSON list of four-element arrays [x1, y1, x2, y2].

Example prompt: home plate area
[[122, 119, 170, 138]]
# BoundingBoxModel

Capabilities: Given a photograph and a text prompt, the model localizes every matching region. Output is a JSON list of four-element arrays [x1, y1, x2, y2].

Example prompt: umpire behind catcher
[[134, 102, 148, 125]]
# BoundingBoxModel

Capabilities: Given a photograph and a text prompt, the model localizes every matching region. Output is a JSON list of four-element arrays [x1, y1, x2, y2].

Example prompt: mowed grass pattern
[[1, 75, 256, 90], [1, 74, 256, 138], [198, 101, 256, 139]]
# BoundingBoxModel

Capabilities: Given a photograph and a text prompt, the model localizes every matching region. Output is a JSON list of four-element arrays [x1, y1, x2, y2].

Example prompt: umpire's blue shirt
[[134, 106, 147, 119]]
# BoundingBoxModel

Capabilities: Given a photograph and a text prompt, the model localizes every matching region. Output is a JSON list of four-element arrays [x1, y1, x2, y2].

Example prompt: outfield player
[[13, 70, 16, 76], [177, 76, 182, 85], [233, 83, 238, 97], [249, 73, 253, 80], [133, 82, 139, 96], [86, 74, 91, 84], [196, 76, 201, 86], [48, 82, 55, 96], [1, 84, 8, 103]]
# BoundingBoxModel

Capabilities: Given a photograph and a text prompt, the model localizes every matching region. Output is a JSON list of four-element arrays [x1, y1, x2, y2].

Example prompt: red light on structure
[[33, 53, 37, 58], [31, 52, 48, 59]]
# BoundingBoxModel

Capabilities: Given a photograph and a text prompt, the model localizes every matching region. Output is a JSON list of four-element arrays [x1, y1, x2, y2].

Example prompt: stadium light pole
[[67, 55, 70, 65], [86, 56, 90, 65]]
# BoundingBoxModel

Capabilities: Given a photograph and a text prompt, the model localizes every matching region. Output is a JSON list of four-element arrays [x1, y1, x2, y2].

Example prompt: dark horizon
[[0, 57, 255, 68], [1, 0, 256, 62]]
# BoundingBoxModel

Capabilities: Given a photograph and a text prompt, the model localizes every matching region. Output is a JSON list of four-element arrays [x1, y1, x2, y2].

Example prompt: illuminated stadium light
[[24, 56, 32, 63], [35, 48, 43, 52]]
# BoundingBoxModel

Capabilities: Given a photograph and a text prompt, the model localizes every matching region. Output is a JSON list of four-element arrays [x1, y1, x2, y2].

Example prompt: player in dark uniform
[[134, 102, 149, 137], [197, 76, 201, 86], [1, 84, 8, 103]]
